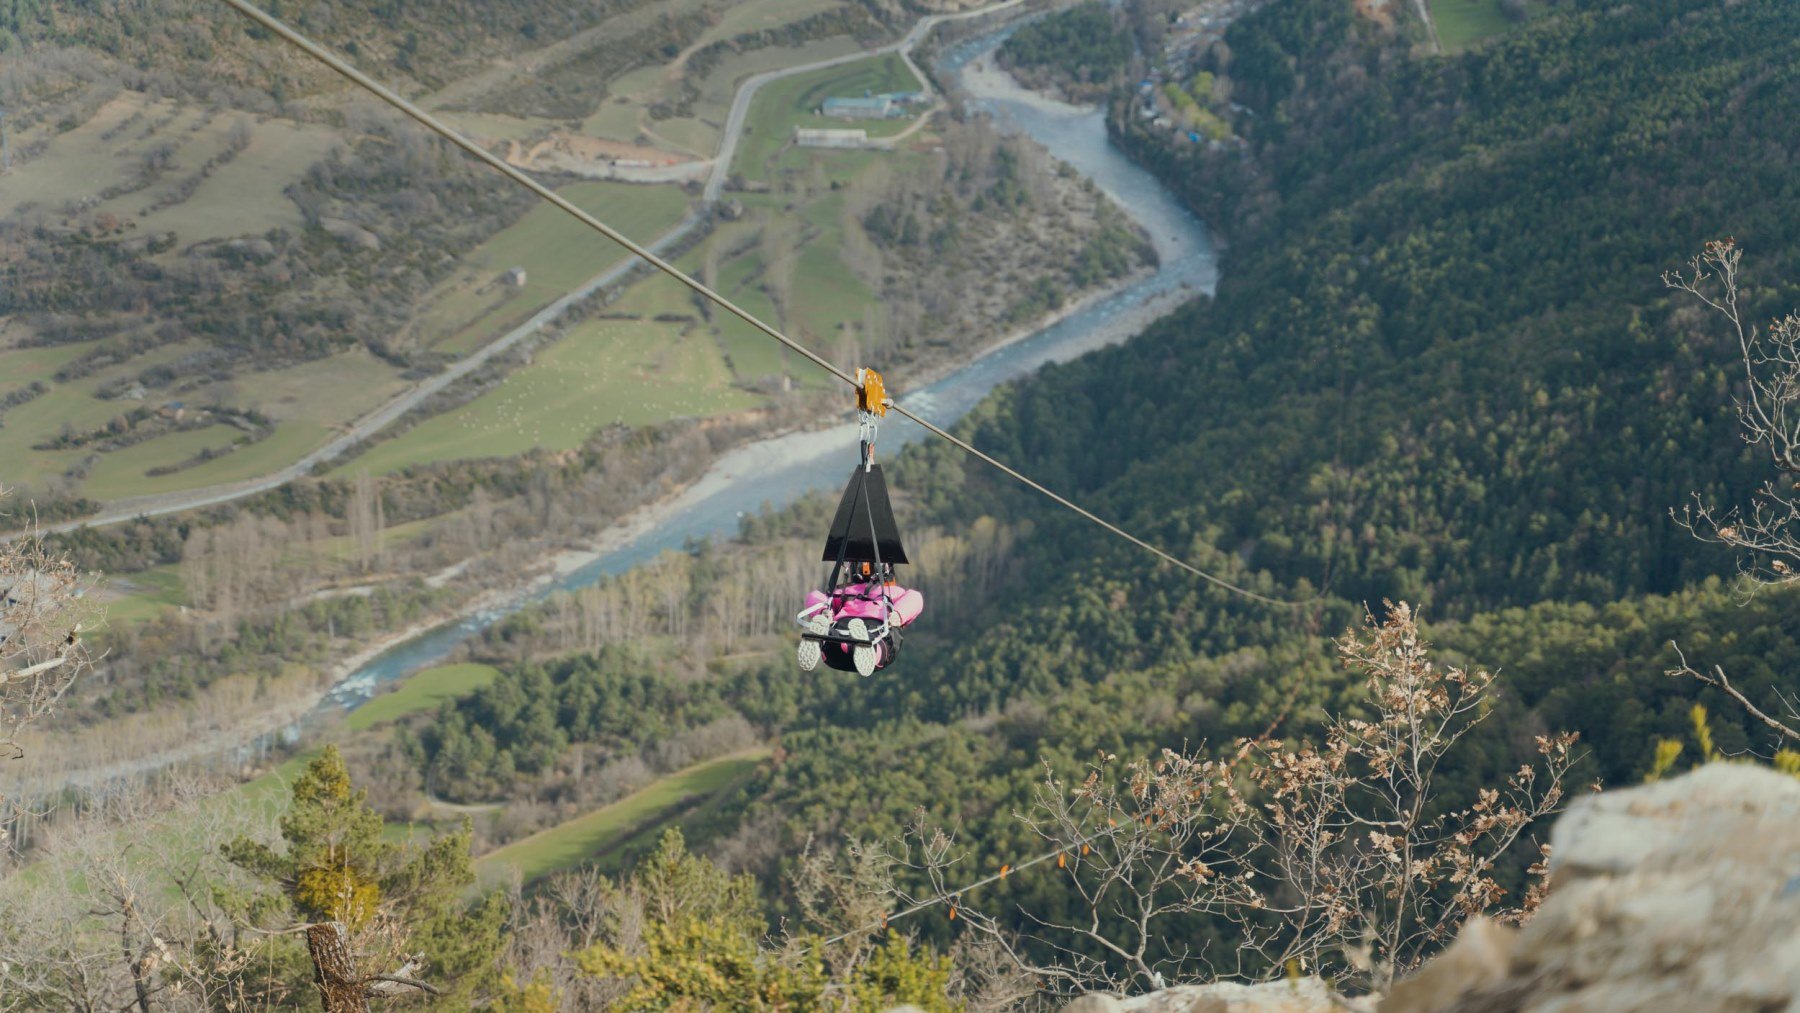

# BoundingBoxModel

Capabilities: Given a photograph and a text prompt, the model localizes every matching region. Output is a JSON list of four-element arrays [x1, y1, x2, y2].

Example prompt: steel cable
[[216, 0, 1307, 609]]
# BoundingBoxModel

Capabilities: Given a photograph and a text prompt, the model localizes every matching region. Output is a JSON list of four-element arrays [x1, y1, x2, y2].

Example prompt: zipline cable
[[888, 402, 1299, 606], [215, 0, 1305, 609]]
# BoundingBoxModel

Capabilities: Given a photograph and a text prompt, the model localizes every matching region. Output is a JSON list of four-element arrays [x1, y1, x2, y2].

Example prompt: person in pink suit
[[797, 562, 923, 676]]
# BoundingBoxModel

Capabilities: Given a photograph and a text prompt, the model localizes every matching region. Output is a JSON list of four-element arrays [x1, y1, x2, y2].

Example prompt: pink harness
[[804, 582, 923, 627]]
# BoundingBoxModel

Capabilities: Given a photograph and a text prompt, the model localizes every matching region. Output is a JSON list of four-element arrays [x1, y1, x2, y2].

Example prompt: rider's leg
[[797, 590, 829, 671], [845, 617, 879, 677], [888, 586, 923, 627]]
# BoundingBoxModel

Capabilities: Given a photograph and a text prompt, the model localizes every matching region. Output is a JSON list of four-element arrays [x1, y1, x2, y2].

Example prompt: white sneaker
[[846, 618, 878, 678], [797, 635, 821, 672]]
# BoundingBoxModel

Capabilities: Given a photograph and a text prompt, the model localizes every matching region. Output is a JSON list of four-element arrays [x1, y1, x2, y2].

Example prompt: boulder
[[1385, 763, 1800, 1012], [1378, 917, 1515, 1013]]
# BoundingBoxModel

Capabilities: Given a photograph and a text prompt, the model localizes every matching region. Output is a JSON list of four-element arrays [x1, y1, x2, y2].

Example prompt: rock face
[[1060, 977, 1338, 1012], [1386, 763, 1800, 1012]]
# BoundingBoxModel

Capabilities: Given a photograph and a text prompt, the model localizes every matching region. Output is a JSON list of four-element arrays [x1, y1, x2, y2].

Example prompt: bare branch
[[0, 485, 102, 851], [1667, 641, 1800, 745], [1667, 239, 1800, 589], [886, 604, 1574, 995], [363, 973, 444, 997], [1666, 245, 1800, 751]]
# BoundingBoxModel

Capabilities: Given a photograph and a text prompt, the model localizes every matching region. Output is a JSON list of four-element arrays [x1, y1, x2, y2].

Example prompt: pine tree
[[224, 746, 507, 1002]]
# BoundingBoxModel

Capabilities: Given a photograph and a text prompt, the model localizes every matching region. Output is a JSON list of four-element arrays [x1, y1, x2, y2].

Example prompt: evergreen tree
[[224, 746, 507, 1001]]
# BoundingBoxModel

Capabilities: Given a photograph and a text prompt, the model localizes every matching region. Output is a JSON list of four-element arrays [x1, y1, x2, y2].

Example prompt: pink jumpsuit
[[803, 582, 924, 628]]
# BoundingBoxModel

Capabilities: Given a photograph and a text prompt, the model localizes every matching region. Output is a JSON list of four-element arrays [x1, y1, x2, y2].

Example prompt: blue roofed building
[[821, 95, 895, 119]]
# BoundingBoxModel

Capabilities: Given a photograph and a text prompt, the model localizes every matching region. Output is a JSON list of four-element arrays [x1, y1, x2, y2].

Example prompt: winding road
[[44, 0, 1027, 536], [703, 0, 1025, 201]]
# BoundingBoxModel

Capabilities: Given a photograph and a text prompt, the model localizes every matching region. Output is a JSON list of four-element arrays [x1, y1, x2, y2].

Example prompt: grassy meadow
[[1429, 0, 1527, 50], [336, 317, 761, 476], [415, 180, 694, 356], [732, 53, 926, 180], [578, 0, 865, 158], [346, 663, 502, 732], [476, 748, 770, 885]]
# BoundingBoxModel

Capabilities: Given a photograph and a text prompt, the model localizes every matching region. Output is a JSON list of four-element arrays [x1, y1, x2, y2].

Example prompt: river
[[319, 28, 1218, 718]]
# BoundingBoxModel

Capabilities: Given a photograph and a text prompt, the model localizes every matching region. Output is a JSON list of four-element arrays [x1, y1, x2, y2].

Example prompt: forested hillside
[[995, 2, 1132, 101], [14, 0, 1800, 1000], [377, 0, 1800, 986], [730, 0, 1800, 958]]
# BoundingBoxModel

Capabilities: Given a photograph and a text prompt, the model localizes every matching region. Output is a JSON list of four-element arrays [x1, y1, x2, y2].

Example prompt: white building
[[796, 128, 869, 149]]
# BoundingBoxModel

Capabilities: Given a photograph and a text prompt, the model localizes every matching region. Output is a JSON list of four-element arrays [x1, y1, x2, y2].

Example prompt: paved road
[[50, 0, 1027, 535]]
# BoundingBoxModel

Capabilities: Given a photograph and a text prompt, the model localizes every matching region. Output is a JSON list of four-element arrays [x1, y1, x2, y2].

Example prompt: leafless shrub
[[1666, 240, 1800, 748], [505, 867, 634, 1009], [0, 779, 280, 1010], [1666, 238, 1800, 590], [0, 486, 100, 850], [885, 604, 1575, 996]]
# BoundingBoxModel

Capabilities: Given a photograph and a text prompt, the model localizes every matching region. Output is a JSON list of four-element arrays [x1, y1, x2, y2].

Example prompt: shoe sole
[[847, 618, 878, 677], [797, 637, 821, 671]]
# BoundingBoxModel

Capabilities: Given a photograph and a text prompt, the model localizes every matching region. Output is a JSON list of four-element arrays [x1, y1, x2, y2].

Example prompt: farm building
[[797, 128, 869, 148], [821, 96, 895, 119]]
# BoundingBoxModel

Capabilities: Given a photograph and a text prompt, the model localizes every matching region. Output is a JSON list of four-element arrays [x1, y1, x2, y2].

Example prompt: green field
[[337, 318, 762, 476], [0, 339, 406, 505], [417, 181, 693, 355], [733, 53, 926, 180], [110, 119, 338, 244], [1429, 0, 1525, 50], [693, 0, 844, 48], [4, 184, 696, 505], [1, 93, 334, 242], [0, 95, 168, 219], [100, 565, 187, 627], [701, 192, 876, 387], [229, 347, 412, 426], [583, 30, 864, 156], [346, 663, 501, 731], [79, 421, 331, 501], [476, 749, 769, 885], [0, 340, 93, 389], [607, 191, 875, 393], [0, 342, 205, 494]]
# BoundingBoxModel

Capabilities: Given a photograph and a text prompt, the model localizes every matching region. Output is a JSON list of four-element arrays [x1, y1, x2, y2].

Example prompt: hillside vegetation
[[996, 3, 1133, 102], [9, 0, 1800, 1002], [390, 0, 1800, 982], [827, 0, 1800, 947]]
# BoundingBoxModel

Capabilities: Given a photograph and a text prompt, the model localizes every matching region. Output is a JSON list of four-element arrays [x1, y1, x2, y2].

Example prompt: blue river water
[[317, 29, 1218, 718]]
